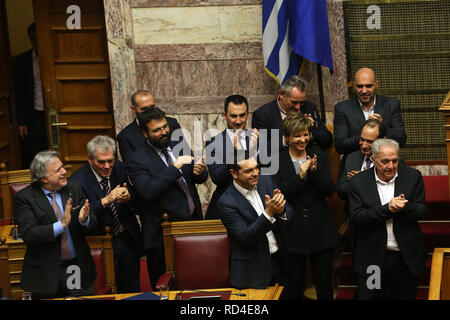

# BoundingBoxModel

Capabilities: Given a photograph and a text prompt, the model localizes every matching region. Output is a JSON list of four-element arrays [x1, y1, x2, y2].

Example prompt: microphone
[[176, 289, 246, 300]]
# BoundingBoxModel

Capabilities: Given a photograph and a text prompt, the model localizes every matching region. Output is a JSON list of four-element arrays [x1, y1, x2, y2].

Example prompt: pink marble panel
[[135, 42, 263, 62], [130, 0, 261, 7]]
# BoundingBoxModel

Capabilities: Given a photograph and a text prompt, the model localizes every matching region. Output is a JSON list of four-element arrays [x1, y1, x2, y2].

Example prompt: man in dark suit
[[252, 75, 332, 156], [348, 139, 428, 300], [71, 135, 142, 293], [215, 152, 291, 290], [15, 151, 97, 299], [126, 107, 208, 289], [337, 119, 386, 201], [117, 90, 183, 162], [333, 67, 407, 158], [204, 94, 259, 219], [337, 119, 406, 202], [14, 22, 47, 168]]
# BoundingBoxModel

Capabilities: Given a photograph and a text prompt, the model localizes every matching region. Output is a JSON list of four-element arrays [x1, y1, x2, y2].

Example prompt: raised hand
[[78, 199, 90, 222]]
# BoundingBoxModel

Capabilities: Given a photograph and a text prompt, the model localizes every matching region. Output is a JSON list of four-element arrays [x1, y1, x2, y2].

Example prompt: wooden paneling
[[34, 0, 115, 172]]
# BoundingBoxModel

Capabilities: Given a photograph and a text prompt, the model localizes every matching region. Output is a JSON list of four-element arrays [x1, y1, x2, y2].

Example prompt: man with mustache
[[348, 139, 428, 299], [333, 68, 407, 159], [126, 107, 208, 289]]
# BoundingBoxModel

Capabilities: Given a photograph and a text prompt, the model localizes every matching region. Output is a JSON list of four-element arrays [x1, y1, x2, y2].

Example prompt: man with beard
[[126, 107, 208, 288], [333, 68, 406, 159]]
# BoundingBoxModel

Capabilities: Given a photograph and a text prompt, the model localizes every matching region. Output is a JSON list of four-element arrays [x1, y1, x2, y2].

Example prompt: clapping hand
[[389, 194, 408, 213], [265, 189, 286, 217]]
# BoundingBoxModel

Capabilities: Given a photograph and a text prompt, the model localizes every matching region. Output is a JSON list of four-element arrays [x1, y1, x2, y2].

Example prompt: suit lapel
[[349, 152, 365, 171], [350, 97, 367, 126], [367, 168, 382, 206], [374, 95, 385, 118], [270, 102, 283, 129], [393, 168, 405, 197], [230, 184, 259, 221], [84, 165, 104, 199], [32, 184, 58, 223]]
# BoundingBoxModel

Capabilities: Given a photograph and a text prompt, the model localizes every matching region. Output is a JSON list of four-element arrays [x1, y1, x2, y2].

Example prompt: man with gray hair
[[252, 75, 332, 156], [71, 135, 142, 293], [348, 138, 428, 300], [14, 150, 97, 299]]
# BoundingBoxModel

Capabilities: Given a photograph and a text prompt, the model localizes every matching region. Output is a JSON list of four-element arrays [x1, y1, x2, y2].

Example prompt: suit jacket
[[70, 161, 141, 245], [14, 180, 98, 295], [251, 99, 333, 156], [215, 175, 291, 289], [348, 166, 428, 277], [333, 95, 407, 156], [13, 49, 34, 126], [126, 142, 208, 250], [204, 129, 251, 219], [117, 117, 182, 162], [273, 147, 338, 255], [336, 150, 406, 201]]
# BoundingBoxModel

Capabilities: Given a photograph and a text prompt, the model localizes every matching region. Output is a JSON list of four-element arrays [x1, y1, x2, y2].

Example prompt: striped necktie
[[48, 192, 71, 261], [162, 149, 195, 215], [100, 178, 122, 235]]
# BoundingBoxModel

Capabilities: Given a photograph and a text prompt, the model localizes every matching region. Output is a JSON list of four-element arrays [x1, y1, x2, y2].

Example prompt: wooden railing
[[439, 90, 450, 199], [428, 248, 450, 300]]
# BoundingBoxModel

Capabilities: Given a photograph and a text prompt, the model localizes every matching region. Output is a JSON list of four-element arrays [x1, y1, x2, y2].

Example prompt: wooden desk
[[57, 285, 284, 300], [0, 224, 116, 299]]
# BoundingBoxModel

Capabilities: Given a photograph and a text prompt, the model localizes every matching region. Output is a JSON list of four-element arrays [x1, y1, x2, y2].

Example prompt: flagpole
[[316, 63, 326, 124]]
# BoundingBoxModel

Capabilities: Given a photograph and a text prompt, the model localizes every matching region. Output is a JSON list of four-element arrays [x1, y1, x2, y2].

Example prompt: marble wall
[[103, 0, 447, 214]]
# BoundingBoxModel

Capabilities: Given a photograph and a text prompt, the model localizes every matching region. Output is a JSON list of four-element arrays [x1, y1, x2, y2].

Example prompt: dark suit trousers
[[113, 231, 141, 293], [31, 259, 94, 299], [145, 246, 166, 290], [356, 250, 417, 300], [286, 248, 334, 300], [21, 109, 47, 168]]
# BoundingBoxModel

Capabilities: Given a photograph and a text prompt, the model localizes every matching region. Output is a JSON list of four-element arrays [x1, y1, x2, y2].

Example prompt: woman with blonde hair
[[273, 112, 337, 300]]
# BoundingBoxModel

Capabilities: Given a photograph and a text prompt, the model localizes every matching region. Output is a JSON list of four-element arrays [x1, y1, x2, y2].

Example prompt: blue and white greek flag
[[262, 0, 334, 85]]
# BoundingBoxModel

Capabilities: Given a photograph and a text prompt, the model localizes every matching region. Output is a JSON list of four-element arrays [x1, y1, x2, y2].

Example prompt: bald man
[[117, 90, 184, 162], [333, 68, 406, 157]]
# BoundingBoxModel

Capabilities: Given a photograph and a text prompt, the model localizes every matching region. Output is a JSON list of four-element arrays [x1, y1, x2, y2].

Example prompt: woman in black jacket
[[273, 112, 337, 300]]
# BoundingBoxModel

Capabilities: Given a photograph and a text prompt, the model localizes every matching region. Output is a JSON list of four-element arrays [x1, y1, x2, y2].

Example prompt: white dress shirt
[[233, 180, 279, 255], [358, 96, 376, 121], [226, 129, 247, 150], [374, 169, 400, 251], [360, 156, 374, 171]]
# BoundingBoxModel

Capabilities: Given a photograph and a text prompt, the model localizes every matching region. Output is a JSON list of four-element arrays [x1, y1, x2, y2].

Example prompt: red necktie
[[48, 192, 71, 261], [162, 149, 195, 215]]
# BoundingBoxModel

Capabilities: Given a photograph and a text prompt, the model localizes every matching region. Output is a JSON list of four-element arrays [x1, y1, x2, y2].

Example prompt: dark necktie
[[100, 178, 122, 235], [364, 157, 372, 170], [48, 192, 71, 261], [161, 149, 195, 215]]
